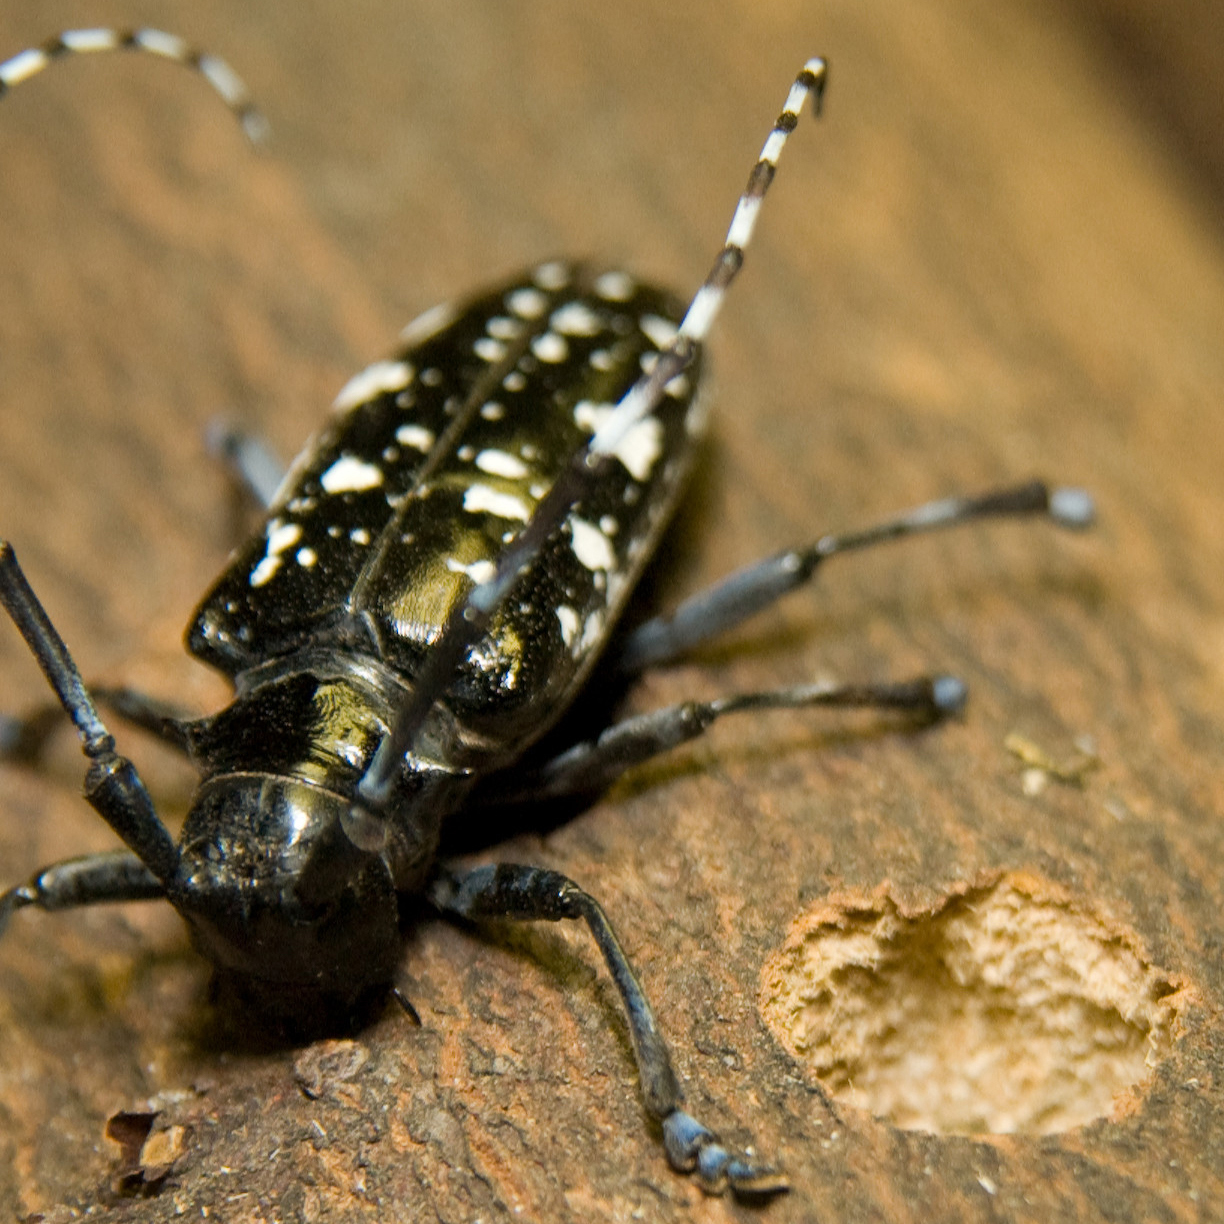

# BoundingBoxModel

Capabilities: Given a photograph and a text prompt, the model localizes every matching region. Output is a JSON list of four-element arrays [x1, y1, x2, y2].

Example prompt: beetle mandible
[[0, 30, 1093, 1196]]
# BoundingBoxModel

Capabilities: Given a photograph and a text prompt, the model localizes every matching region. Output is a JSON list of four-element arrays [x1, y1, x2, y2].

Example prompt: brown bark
[[1, 2, 1222, 1220]]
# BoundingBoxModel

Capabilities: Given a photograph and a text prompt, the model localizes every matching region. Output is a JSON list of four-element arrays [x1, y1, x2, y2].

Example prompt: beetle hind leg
[[430, 863, 788, 1197], [616, 479, 1094, 673]]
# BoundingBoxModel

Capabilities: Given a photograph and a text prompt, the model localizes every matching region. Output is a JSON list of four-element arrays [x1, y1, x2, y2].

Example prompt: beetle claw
[[663, 1109, 788, 1197]]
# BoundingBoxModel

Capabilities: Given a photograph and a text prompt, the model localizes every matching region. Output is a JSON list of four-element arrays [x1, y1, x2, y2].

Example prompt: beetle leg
[[93, 687, 197, 752], [430, 863, 787, 1197], [0, 850, 164, 937], [206, 420, 288, 510], [0, 704, 67, 765], [0, 687, 196, 764], [479, 676, 961, 804], [0, 543, 179, 884], [616, 480, 1094, 672]]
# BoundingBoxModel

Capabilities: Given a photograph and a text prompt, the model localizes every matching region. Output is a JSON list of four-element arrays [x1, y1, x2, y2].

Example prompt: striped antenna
[[358, 58, 829, 811], [0, 28, 267, 143]]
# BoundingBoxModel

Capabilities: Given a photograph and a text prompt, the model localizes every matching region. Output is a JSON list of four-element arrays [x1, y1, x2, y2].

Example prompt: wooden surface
[[1, 1, 1222, 1220]]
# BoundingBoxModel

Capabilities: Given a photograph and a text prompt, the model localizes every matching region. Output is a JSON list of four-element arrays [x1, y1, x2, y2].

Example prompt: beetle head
[[170, 775, 408, 1016]]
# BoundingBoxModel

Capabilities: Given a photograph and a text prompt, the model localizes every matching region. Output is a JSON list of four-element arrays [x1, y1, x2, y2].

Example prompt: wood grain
[[1, 1, 1222, 1220]]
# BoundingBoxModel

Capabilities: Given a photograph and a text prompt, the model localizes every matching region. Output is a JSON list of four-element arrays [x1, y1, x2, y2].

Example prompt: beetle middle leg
[[430, 862, 787, 1196], [1, 687, 197, 765], [477, 676, 960, 805]]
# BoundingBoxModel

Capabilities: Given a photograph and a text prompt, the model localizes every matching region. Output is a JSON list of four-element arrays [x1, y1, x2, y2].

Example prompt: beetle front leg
[[430, 863, 787, 1197], [0, 542, 179, 885], [0, 849, 164, 936]]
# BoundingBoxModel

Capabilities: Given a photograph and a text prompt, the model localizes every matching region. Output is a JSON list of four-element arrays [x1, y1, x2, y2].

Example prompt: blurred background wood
[[0, 1, 1222, 1220]]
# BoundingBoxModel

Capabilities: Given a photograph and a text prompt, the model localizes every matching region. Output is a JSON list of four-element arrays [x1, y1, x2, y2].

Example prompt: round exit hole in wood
[[759, 872, 1190, 1135]]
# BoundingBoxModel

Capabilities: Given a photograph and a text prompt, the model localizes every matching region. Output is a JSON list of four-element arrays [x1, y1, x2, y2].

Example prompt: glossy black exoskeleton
[[0, 31, 1093, 1196]]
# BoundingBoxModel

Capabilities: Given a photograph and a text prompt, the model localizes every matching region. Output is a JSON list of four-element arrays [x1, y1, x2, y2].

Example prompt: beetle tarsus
[[663, 1109, 788, 1197]]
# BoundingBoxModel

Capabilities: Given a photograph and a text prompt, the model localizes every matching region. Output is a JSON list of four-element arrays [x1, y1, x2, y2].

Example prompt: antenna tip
[[1049, 487, 1095, 530], [803, 57, 829, 113]]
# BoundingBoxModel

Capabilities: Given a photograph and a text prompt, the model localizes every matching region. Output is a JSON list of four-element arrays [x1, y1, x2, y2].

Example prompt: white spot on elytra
[[249, 556, 280, 587], [399, 301, 456, 345], [396, 424, 435, 452], [296, 547, 317, 568], [350, 527, 371, 545], [421, 368, 443, 386], [503, 370, 528, 392], [551, 301, 602, 336], [507, 287, 548, 319], [320, 454, 384, 493], [578, 610, 605, 654], [475, 449, 529, 479], [685, 393, 710, 437], [333, 360, 414, 411], [532, 332, 568, 364], [249, 519, 302, 587], [474, 336, 506, 363], [594, 270, 635, 301], [481, 401, 505, 420], [640, 314, 679, 350], [486, 316, 521, 340], [533, 261, 570, 290], [463, 484, 532, 521], [267, 521, 302, 554], [599, 515, 618, 536], [590, 349, 614, 371], [556, 605, 579, 648], [573, 400, 663, 481], [446, 557, 497, 584], [569, 517, 616, 571]]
